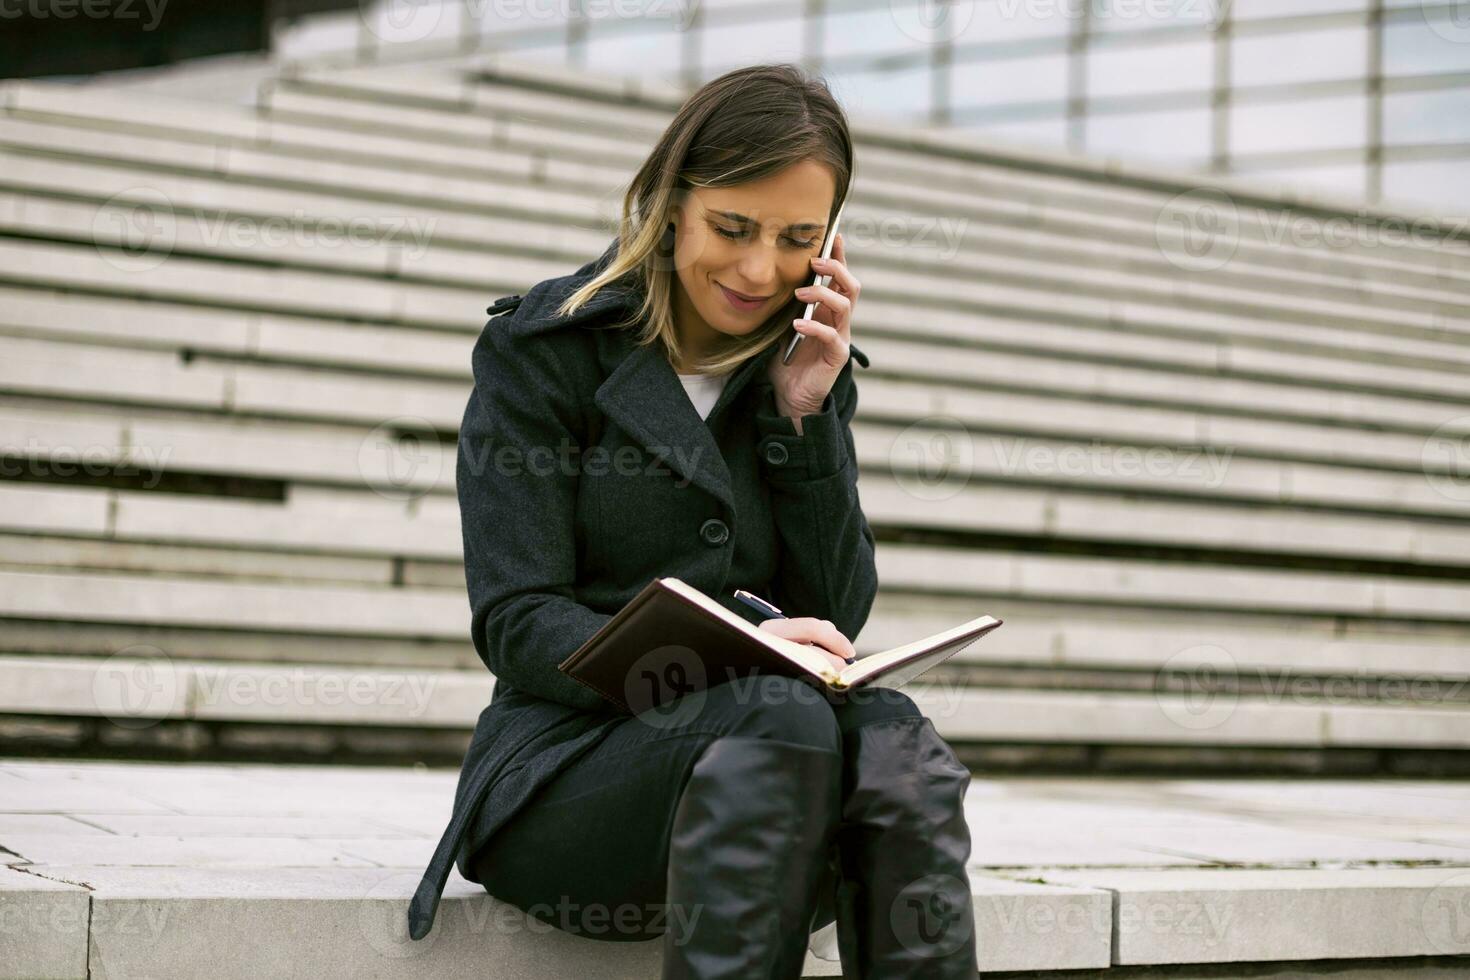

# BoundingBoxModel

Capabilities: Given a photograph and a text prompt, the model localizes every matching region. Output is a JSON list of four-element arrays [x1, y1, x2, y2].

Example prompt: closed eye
[[714, 226, 819, 248]]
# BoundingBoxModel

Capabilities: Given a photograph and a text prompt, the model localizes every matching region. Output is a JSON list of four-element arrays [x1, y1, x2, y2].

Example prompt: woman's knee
[[830, 686, 924, 737], [699, 674, 841, 753]]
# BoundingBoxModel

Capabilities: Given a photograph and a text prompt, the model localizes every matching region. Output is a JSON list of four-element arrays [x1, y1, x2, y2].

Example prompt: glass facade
[[278, 0, 1470, 216]]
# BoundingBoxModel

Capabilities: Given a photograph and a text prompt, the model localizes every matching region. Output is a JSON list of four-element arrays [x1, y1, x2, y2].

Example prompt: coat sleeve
[[456, 318, 615, 714], [751, 356, 879, 644]]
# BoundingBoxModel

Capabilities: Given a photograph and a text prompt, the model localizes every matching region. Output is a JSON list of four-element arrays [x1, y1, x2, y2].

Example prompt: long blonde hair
[[554, 63, 854, 377]]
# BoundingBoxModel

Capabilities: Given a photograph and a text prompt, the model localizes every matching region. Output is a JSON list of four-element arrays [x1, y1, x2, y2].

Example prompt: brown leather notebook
[[557, 577, 1003, 714]]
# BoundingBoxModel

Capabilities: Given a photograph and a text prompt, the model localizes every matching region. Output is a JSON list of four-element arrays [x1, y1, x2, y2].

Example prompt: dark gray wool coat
[[408, 238, 875, 940]]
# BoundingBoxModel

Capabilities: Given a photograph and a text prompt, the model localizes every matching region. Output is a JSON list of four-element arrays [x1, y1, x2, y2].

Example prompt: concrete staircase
[[3, 51, 1470, 978], [2, 57, 1470, 774]]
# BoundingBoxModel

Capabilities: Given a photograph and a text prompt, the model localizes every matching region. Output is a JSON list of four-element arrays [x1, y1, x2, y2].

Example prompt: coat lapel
[[496, 245, 868, 511], [593, 332, 777, 511]]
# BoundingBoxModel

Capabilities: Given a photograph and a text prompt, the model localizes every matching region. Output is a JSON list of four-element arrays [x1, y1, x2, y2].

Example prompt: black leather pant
[[467, 672, 969, 949]]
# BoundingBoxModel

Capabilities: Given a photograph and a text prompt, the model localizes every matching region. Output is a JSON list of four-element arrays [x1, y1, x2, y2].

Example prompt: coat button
[[699, 518, 729, 547], [762, 441, 789, 466]]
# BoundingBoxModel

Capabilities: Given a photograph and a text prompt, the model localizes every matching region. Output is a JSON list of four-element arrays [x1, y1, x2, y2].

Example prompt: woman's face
[[668, 159, 837, 356]]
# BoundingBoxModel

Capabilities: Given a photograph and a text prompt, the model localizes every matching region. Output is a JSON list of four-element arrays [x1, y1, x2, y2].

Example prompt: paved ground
[[2, 758, 1469, 977]]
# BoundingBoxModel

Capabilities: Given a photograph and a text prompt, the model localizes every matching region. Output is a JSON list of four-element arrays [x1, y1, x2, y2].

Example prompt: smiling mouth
[[717, 282, 772, 302]]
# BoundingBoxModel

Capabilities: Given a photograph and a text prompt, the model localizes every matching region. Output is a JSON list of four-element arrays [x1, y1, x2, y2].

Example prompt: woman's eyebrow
[[710, 209, 826, 234]]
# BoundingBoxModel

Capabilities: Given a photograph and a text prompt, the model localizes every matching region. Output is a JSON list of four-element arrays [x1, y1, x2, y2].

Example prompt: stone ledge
[[3, 759, 1469, 978], [0, 864, 1106, 979], [6, 862, 1470, 978], [995, 866, 1470, 966]]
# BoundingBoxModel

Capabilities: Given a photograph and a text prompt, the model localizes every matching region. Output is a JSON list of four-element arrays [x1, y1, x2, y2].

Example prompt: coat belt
[[405, 744, 518, 941]]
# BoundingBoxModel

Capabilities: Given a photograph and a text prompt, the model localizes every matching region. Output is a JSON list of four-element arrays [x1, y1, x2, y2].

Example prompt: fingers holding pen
[[757, 616, 857, 669]]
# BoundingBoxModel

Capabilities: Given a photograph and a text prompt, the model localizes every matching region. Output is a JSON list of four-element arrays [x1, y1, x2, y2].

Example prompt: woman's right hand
[[757, 617, 855, 672]]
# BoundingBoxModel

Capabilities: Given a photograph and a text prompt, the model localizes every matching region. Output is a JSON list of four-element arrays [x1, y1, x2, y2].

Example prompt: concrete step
[[0, 397, 459, 496], [7, 459, 1470, 574], [451, 55, 1468, 273], [11, 296, 1470, 434], [5, 377, 1469, 520], [4, 652, 1469, 748], [21, 58, 1469, 291], [6, 281, 1470, 404], [868, 310, 1470, 403], [274, 65, 1470, 283], [5, 586, 1469, 685], [6, 331, 1468, 472], [0, 147, 601, 268], [1, 758, 1467, 977], [0, 333, 470, 426], [7, 534, 1470, 636], [7, 125, 1468, 350], [294, 63, 678, 135], [0, 81, 621, 209], [0, 655, 490, 729], [11, 214, 1470, 382], [8, 216, 1470, 380], [0, 286, 475, 379], [9, 75, 1470, 310], [0, 237, 485, 326], [476, 54, 1470, 280], [9, 124, 1467, 337]]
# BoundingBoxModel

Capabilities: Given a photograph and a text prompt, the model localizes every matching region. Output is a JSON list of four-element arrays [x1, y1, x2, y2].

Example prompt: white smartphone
[[781, 200, 847, 365]]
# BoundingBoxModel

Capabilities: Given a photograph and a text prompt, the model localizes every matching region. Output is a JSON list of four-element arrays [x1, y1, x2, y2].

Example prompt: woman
[[408, 63, 978, 978]]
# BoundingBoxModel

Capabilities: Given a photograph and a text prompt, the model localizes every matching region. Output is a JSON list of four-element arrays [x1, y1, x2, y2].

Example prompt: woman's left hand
[[767, 232, 860, 426]]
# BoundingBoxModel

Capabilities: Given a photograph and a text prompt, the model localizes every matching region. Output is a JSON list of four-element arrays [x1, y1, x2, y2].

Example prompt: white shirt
[[676, 371, 730, 422]]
